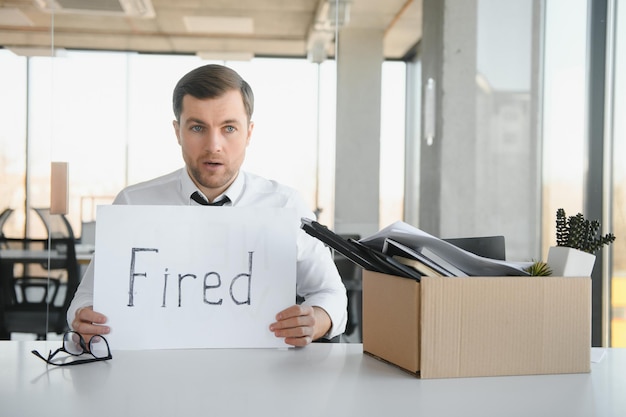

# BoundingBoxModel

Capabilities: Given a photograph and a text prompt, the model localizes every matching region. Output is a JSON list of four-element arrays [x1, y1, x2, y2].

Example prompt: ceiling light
[[184, 16, 254, 35], [196, 51, 254, 62], [307, 0, 351, 63], [314, 0, 351, 31], [34, 0, 155, 18]]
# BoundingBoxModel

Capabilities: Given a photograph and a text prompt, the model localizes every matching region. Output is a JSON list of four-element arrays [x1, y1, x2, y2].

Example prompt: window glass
[[124, 53, 200, 186], [0, 50, 26, 237], [0, 52, 339, 235], [29, 51, 129, 235], [0, 48, 408, 276], [380, 61, 406, 227], [475, 0, 537, 260], [611, 1, 626, 347], [541, 0, 587, 253]]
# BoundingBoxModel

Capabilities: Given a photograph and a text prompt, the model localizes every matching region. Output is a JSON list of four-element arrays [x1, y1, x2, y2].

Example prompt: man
[[68, 64, 347, 346]]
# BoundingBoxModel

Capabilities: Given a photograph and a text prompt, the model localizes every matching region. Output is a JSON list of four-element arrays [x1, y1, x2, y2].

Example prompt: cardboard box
[[362, 270, 591, 378]]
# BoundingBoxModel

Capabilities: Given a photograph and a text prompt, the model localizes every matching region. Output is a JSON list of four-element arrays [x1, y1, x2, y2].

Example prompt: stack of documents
[[359, 221, 532, 277], [301, 218, 532, 280]]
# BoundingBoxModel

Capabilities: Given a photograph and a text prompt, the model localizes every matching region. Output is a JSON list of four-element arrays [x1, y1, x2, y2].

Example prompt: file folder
[[300, 218, 421, 280]]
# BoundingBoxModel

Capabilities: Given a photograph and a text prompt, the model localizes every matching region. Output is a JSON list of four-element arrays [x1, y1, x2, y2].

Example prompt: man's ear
[[173, 120, 181, 144], [246, 121, 254, 146]]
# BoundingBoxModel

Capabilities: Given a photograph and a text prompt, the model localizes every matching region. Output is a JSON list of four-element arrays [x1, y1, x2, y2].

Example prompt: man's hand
[[269, 304, 331, 347], [72, 306, 110, 343]]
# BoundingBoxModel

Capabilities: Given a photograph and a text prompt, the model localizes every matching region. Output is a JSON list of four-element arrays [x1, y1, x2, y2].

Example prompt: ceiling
[[0, 0, 422, 60]]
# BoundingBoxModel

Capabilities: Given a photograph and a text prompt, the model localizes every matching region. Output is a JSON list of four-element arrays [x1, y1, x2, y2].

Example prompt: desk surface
[[0, 248, 92, 265], [0, 248, 65, 263], [0, 342, 624, 417]]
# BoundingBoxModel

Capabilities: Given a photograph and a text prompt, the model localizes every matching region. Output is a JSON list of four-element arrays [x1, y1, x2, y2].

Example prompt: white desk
[[0, 248, 93, 265], [0, 342, 624, 417], [0, 249, 65, 263]]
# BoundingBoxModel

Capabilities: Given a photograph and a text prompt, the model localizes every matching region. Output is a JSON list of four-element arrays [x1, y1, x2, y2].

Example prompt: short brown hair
[[172, 64, 254, 122]]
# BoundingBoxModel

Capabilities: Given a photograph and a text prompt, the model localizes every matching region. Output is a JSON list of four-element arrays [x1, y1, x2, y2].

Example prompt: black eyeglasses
[[32, 331, 112, 366]]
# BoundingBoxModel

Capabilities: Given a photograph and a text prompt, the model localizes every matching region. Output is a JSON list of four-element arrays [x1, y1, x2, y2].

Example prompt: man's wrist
[[312, 306, 332, 340]]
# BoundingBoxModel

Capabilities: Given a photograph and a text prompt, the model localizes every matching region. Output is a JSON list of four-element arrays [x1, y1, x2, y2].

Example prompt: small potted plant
[[547, 208, 616, 276], [525, 260, 553, 276]]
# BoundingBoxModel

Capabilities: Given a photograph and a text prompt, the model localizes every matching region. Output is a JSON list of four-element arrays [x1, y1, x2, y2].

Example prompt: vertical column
[[334, 27, 384, 237], [419, 0, 478, 237], [418, 0, 445, 236]]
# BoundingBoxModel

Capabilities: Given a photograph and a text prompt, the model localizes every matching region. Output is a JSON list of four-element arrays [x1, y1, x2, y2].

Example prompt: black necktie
[[191, 191, 230, 206]]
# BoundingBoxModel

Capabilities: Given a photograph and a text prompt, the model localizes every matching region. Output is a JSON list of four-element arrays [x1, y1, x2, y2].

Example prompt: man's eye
[[224, 126, 236, 133], [191, 125, 203, 132]]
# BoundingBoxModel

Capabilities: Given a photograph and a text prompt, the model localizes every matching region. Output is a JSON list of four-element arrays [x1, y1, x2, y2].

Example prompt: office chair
[[33, 207, 77, 268], [0, 238, 79, 339], [443, 236, 506, 261], [334, 233, 362, 342], [0, 209, 80, 339], [0, 208, 14, 241], [33, 207, 76, 240]]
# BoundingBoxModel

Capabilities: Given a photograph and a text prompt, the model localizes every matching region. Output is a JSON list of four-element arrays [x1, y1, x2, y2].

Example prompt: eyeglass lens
[[63, 332, 85, 355], [88, 336, 110, 359], [63, 332, 109, 359]]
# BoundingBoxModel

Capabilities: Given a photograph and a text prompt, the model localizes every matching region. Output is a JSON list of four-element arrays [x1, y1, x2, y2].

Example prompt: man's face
[[173, 90, 253, 201]]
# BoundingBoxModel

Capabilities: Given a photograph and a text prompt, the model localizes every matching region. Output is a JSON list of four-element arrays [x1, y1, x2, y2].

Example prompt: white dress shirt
[[67, 168, 348, 339]]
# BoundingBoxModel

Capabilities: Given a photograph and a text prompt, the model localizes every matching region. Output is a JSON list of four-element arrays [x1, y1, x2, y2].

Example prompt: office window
[[0, 52, 342, 235], [0, 51, 334, 231], [543, 0, 625, 347], [611, 1, 625, 347], [474, 0, 538, 260], [542, 0, 586, 253], [0, 50, 409, 237], [29, 52, 131, 235], [0, 50, 27, 237], [380, 61, 406, 227], [230, 58, 337, 226]]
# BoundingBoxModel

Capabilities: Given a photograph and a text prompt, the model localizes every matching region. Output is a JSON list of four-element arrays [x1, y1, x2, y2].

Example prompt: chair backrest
[[0, 208, 14, 239], [33, 208, 76, 240], [0, 236, 79, 339], [443, 236, 506, 260], [333, 234, 362, 341], [80, 221, 96, 245]]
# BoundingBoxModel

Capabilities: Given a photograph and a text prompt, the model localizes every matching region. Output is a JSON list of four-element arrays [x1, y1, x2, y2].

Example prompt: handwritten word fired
[[127, 247, 254, 308]]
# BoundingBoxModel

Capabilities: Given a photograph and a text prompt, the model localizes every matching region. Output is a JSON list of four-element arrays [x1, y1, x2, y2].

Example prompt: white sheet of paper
[[93, 205, 297, 350]]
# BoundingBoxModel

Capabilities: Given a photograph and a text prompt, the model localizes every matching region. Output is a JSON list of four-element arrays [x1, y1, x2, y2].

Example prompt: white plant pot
[[547, 246, 596, 277]]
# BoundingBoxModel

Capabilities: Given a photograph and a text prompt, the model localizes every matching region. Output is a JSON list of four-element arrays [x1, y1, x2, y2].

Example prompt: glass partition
[[0, 51, 27, 238]]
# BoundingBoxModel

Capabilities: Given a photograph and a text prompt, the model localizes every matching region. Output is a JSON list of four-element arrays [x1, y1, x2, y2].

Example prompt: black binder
[[300, 218, 422, 281]]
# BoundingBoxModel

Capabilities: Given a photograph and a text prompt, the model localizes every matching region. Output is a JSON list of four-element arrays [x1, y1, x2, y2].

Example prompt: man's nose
[[204, 130, 223, 152]]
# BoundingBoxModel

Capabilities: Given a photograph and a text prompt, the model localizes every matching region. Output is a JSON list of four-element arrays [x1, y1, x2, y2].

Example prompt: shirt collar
[[181, 168, 244, 206]]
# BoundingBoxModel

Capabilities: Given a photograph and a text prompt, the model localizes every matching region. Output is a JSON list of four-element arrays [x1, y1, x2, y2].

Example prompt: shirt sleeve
[[296, 229, 348, 340], [66, 257, 96, 329], [287, 189, 347, 340]]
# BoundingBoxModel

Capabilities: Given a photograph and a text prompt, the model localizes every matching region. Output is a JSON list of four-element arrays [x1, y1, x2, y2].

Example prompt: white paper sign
[[93, 205, 297, 350]]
